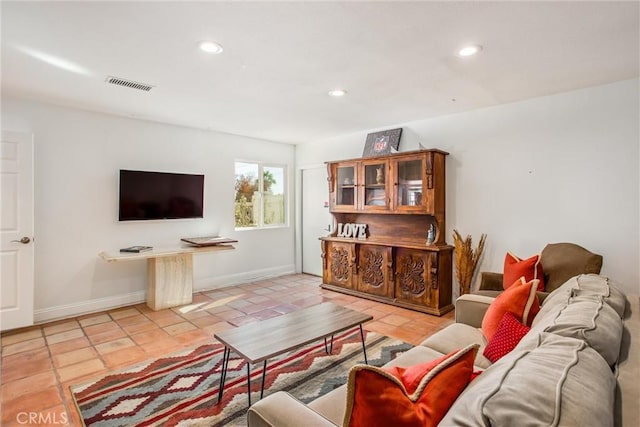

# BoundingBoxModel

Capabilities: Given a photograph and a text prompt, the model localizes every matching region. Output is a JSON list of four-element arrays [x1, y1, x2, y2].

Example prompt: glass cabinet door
[[362, 161, 388, 209], [396, 158, 424, 209], [335, 165, 356, 209]]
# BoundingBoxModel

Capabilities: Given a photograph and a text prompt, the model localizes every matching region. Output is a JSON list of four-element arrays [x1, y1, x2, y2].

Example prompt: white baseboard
[[194, 264, 296, 291], [33, 264, 296, 324], [34, 291, 146, 324]]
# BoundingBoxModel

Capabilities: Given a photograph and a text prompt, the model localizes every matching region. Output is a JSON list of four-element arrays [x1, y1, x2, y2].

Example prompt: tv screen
[[119, 170, 204, 221]]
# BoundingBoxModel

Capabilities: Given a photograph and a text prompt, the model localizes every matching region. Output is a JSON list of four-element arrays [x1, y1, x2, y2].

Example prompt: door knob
[[11, 237, 31, 244]]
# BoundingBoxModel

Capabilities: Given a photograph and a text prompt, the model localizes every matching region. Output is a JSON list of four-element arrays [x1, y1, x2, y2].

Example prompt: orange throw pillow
[[503, 252, 544, 291], [343, 345, 478, 427], [482, 277, 540, 341]]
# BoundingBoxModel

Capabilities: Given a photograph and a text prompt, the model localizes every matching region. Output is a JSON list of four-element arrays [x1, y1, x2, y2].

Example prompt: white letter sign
[[337, 223, 368, 240]]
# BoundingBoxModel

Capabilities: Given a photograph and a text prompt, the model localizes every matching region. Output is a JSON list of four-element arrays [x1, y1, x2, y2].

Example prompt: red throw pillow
[[482, 277, 540, 341], [483, 311, 531, 363], [343, 345, 479, 427], [503, 252, 545, 291]]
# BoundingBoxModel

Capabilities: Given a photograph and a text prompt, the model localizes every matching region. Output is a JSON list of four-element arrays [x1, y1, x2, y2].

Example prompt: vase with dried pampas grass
[[452, 229, 487, 295]]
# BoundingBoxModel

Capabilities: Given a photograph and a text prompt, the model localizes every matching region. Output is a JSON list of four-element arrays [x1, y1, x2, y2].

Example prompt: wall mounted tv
[[119, 170, 204, 221]]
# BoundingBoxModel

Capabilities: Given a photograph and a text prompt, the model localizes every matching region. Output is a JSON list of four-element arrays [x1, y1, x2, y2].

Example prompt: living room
[[1, 1, 639, 426]]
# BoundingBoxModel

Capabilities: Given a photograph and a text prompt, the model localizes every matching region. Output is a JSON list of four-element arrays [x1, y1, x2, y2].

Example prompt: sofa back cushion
[[532, 293, 623, 366], [540, 243, 603, 292], [540, 274, 626, 319], [441, 333, 616, 427]]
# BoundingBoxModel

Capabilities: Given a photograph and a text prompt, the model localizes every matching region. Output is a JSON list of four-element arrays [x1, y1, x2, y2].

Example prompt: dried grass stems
[[452, 229, 487, 295]]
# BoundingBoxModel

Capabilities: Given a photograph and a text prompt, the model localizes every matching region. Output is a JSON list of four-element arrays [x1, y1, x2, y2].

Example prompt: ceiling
[[2, 1, 638, 145]]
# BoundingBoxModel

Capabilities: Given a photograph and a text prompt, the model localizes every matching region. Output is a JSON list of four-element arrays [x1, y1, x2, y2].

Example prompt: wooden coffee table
[[214, 302, 373, 406]]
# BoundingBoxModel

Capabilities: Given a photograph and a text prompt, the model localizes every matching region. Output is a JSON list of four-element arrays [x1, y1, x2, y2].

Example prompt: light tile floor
[[0, 274, 454, 426]]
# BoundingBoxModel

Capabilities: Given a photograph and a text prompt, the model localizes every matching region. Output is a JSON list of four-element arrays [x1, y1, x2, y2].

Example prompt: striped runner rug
[[71, 329, 412, 426]]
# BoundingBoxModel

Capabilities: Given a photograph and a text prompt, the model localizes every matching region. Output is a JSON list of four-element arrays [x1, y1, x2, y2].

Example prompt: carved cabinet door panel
[[357, 245, 393, 298], [324, 241, 357, 289], [394, 248, 439, 309]]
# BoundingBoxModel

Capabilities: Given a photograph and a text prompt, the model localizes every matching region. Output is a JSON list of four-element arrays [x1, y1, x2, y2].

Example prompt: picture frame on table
[[362, 128, 402, 157]]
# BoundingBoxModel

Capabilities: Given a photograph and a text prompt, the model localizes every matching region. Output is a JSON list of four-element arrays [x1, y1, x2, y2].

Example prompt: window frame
[[234, 160, 289, 230]]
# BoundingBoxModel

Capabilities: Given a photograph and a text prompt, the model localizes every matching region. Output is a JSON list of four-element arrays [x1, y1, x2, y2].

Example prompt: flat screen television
[[119, 169, 204, 221]]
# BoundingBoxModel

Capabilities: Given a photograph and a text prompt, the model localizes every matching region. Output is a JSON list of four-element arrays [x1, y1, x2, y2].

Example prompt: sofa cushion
[[503, 252, 544, 291], [481, 278, 540, 341], [539, 274, 626, 320], [420, 323, 491, 369], [343, 345, 478, 427], [540, 243, 603, 292], [440, 333, 616, 427], [308, 345, 446, 426], [531, 292, 623, 366], [483, 311, 530, 363]]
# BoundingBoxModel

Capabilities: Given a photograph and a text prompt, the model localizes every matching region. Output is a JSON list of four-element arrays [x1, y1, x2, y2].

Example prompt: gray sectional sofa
[[247, 274, 639, 426]]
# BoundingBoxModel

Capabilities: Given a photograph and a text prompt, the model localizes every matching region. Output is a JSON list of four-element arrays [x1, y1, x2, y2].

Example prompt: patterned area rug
[[71, 329, 412, 426]]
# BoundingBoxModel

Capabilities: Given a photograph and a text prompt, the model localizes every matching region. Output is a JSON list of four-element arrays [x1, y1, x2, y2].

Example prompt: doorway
[[301, 167, 332, 276], [1, 130, 35, 331]]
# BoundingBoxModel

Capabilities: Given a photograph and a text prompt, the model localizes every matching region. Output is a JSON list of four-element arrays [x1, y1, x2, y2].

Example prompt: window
[[234, 161, 287, 229]]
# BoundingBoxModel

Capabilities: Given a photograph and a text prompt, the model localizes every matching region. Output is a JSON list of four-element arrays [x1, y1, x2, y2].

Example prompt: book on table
[[180, 236, 238, 247], [120, 246, 153, 253]]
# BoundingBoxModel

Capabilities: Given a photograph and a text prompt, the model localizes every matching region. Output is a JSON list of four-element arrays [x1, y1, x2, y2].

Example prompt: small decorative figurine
[[376, 166, 384, 184], [426, 224, 435, 245]]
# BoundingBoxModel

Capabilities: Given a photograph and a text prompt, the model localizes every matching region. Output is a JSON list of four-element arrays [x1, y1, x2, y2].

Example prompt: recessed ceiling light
[[199, 41, 223, 54], [328, 89, 347, 97], [457, 45, 482, 57]]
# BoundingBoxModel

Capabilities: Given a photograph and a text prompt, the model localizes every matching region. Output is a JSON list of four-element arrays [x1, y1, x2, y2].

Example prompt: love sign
[[337, 223, 367, 239]]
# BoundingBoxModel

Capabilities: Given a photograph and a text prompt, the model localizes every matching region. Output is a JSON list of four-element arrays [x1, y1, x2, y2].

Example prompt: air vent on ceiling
[[105, 76, 154, 92]]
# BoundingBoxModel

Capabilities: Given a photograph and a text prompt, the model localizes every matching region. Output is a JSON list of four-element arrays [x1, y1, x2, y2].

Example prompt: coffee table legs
[[326, 327, 365, 362], [218, 326, 368, 406], [323, 335, 335, 354], [246, 362, 251, 406], [217, 346, 231, 403], [260, 360, 267, 399], [218, 347, 268, 407], [360, 325, 368, 365], [247, 360, 269, 405]]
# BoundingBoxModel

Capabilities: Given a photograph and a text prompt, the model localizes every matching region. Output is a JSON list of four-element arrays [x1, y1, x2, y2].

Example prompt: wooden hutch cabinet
[[321, 149, 453, 315]]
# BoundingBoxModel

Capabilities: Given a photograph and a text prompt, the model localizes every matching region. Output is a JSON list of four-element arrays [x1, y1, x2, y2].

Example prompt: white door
[[1, 131, 34, 331], [301, 167, 332, 276]]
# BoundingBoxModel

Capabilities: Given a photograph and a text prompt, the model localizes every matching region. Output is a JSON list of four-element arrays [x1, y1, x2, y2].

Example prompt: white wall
[[2, 98, 296, 322], [297, 79, 640, 296]]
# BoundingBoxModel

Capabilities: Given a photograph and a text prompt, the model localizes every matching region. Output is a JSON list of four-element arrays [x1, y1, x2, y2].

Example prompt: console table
[[99, 245, 235, 310]]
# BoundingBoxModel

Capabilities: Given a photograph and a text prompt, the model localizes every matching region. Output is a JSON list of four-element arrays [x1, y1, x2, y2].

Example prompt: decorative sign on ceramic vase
[[337, 223, 368, 239]]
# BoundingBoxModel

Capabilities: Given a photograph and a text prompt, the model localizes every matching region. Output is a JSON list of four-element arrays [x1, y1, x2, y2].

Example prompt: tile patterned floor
[[0, 274, 454, 426]]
